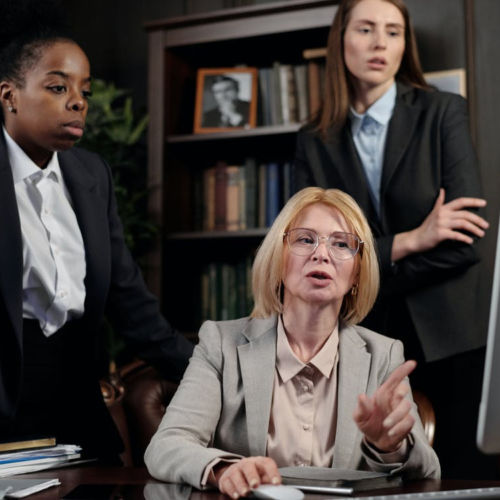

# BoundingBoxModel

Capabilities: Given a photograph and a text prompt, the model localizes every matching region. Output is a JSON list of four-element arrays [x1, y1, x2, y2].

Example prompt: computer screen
[[477, 218, 500, 454]]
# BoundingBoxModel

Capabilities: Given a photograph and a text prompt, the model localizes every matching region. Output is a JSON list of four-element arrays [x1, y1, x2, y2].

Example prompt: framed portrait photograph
[[194, 67, 258, 134]]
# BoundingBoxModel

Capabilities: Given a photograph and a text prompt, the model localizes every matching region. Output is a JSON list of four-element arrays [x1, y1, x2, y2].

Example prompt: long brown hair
[[317, 0, 429, 136]]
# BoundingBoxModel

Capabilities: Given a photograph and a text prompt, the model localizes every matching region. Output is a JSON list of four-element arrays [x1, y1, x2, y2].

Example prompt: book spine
[[258, 68, 273, 127], [294, 64, 309, 122], [238, 166, 246, 231], [203, 167, 216, 231], [200, 266, 210, 323], [279, 64, 291, 125], [236, 258, 247, 318], [266, 162, 281, 227], [214, 161, 228, 231], [283, 161, 292, 204], [192, 169, 204, 231], [258, 163, 267, 228], [272, 62, 284, 126], [244, 157, 257, 229], [226, 165, 240, 231], [307, 59, 322, 118]]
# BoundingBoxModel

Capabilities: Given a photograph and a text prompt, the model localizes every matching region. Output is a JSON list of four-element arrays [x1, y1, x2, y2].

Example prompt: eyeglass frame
[[283, 228, 364, 260]]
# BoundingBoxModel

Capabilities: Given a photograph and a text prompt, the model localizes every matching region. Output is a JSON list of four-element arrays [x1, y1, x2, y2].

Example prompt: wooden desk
[[17, 467, 500, 500]]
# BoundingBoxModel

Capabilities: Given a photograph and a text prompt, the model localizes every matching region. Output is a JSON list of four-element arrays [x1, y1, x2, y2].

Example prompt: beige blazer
[[145, 316, 440, 487]]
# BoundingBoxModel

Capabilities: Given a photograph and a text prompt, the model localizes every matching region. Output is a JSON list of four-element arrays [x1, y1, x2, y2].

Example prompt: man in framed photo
[[202, 75, 250, 128]]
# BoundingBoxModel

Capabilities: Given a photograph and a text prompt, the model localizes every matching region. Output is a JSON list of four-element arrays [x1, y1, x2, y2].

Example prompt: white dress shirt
[[350, 82, 397, 216], [4, 128, 86, 336]]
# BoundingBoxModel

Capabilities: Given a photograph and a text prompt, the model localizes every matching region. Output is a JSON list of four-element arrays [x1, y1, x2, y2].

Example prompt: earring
[[8, 106, 14, 113], [351, 284, 358, 296]]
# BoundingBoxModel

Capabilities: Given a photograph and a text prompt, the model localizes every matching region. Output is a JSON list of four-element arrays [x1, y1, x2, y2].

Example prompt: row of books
[[193, 158, 295, 232], [200, 255, 255, 323], [258, 59, 326, 127]]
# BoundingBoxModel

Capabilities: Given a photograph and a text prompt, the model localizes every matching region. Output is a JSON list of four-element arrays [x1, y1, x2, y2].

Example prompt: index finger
[[255, 457, 281, 485], [446, 197, 486, 210], [381, 360, 417, 393]]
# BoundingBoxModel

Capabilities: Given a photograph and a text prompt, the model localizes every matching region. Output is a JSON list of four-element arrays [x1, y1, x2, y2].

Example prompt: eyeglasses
[[284, 228, 363, 260]]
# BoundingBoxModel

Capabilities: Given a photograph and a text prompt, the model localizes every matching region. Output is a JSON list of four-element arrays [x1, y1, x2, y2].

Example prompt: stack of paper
[[0, 478, 60, 498], [0, 445, 81, 477]]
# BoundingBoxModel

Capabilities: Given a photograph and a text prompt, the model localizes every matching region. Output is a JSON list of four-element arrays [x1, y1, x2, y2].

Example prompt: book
[[214, 161, 228, 231], [258, 163, 267, 228], [271, 62, 284, 126], [238, 166, 247, 231], [0, 478, 60, 498], [203, 166, 216, 231], [307, 59, 322, 118], [244, 157, 257, 229], [279, 466, 404, 495], [293, 64, 309, 123], [302, 47, 327, 59], [279, 64, 293, 125], [258, 68, 273, 127], [226, 165, 240, 231], [0, 437, 56, 454], [265, 162, 280, 227]]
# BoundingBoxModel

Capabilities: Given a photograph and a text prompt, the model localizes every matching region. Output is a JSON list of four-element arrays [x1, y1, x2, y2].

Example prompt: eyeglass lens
[[287, 228, 360, 260]]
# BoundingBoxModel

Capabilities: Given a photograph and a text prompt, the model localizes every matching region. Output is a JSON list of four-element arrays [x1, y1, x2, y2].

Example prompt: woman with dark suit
[[0, 2, 193, 461], [146, 187, 440, 494], [294, 0, 493, 479]]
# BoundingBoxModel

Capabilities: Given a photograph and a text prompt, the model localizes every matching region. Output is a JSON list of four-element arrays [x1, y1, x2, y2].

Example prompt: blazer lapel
[[332, 325, 371, 470], [0, 134, 23, 340], [322, 127, 381, 232], [380, 83, 422, 216], [58, 151, 111, 323], [238, 316, 278, 457]]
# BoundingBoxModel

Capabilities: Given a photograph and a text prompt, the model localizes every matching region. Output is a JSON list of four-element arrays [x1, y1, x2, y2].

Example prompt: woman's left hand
[[353, 360, 417, 453]]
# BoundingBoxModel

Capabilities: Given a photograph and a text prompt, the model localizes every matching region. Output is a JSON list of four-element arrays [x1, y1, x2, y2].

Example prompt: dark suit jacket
[[294, 83, 487, 362], [0, 132, 193, 455], [202, 99, 250, 128]]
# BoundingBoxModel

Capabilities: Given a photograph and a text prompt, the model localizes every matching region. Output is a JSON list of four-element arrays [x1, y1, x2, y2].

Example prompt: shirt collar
[[350, 81, 397, 136], [276, 315, 339, 383], [3, 127, 62, 184]]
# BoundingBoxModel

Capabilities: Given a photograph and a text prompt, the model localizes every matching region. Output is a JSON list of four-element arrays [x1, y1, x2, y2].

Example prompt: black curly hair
[[0, 0, 75, 88]]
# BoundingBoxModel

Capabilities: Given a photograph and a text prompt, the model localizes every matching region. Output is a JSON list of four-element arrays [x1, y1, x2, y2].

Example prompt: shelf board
[[167, 124, 301, 144], [167, 228, 269, 240]]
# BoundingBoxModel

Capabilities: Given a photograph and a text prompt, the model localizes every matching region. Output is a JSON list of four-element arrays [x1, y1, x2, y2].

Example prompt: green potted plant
[[79, 79, 155, 369]]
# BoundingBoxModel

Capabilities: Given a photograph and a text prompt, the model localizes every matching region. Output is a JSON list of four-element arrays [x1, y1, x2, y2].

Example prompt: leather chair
[[413, 390, 436, 447], [101, 361, 436, 466], [101, 359, 179, 466]]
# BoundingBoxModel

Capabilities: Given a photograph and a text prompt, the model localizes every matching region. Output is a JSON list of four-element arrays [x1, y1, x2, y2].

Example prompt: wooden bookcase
[[144, 0, 339, 335]]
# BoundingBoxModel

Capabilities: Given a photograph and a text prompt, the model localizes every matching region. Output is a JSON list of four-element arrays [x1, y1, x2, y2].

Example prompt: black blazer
[[294, 83, 487, 362], [0, 132, 193, 454]]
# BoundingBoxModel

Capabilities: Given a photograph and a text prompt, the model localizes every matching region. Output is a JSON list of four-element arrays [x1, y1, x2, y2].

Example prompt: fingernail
[[250, 480, 259, 488], [383, 418, 393, 428], [388, 428, 395, 437], [233, 493, 239, 499], [241, 488, 248, 495], [272, 477, 280, 485]]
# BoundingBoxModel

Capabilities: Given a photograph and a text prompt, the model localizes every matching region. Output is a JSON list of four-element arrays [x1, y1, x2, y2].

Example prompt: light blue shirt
[[350, 83, 397, 216]]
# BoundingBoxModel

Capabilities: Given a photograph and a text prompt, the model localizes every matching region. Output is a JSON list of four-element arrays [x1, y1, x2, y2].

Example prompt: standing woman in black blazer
[[294, 0, 495, 479], [0, 1, 193, 461]]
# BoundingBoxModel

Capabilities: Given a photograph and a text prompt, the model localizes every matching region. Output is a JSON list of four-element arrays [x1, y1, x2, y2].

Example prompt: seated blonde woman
[[145, 187, 440, 495]]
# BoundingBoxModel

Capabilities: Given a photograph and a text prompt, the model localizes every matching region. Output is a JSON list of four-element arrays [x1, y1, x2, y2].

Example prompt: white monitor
[[477, 218, 500, 454]]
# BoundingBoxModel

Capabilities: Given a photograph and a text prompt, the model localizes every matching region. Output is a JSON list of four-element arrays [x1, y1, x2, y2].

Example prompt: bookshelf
[[144, 0, 339, 334]]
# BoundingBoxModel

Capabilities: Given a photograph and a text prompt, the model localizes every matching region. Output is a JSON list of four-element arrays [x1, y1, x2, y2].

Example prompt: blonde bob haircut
[[251, 187, 379, 325]]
